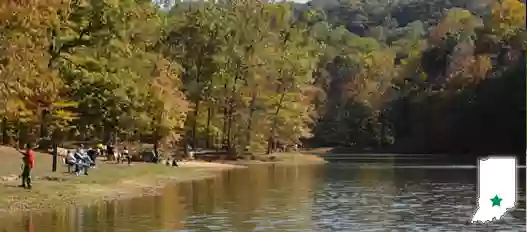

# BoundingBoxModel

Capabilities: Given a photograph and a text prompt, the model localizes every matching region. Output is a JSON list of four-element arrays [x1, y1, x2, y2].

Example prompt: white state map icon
[[471, 156, 517, 223]]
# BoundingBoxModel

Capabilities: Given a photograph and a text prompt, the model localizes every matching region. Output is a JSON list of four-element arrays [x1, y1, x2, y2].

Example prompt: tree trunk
[[267, 88, 287, 154], [112, 127, 118, 145], [52, 145, 58, 172], [190, 59, 203, 149], [103, 124, 112, 144], [39, 110, 51, 149], [191, 99, 200, 148], [222, 83, 228, 149], [17, 122, 27, 149], [244, 88, 258, 155], [379, 110, 385, 148], [226, 101, 233, 154], [1, 117, 8, 145], [154, 141, 159, 154], [215, 132, 220, 151], [226, 75, 240, 156], [205, 106, 212, 149]]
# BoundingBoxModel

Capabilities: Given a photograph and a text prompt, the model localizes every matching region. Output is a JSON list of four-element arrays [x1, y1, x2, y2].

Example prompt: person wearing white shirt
[[66, 151, 77, 173]]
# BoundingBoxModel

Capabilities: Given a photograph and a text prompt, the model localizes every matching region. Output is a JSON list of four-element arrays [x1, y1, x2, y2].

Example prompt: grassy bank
[[0, 146, 243, 217], [0, 146, 326, 217]]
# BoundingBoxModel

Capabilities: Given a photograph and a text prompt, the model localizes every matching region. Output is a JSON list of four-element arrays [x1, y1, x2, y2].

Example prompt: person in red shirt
[[19, 143, 35, 189]]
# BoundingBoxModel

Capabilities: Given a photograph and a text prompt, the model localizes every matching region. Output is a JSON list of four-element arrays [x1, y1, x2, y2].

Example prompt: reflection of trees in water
[[40, 187, 189, 231], [159, 184, 186, 229], [178, 177, 221, 215], [174, 165, 324, 231], [221, 165, 324, 231], [222, 166, 273, 228], [276, 165, 324, 230], [1, 191, 129, 232]]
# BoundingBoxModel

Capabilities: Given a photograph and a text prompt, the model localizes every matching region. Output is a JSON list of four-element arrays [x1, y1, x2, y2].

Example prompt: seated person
[[151, 149, 159, 163], [66, 151, 77, 173], [87, 149, 98, 166], [172, 159, 178, 167], [73, 150, 92, 175]]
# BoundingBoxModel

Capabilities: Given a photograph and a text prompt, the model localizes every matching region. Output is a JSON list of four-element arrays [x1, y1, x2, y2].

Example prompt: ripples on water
[[0, 159, 526, 232], [312, 164, 526, 231]]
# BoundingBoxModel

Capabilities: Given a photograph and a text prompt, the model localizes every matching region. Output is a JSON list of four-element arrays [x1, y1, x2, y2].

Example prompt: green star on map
[[490, 195, 502, 207]]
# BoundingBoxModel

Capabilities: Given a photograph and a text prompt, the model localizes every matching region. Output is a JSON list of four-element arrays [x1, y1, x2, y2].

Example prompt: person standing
[[19, 143, 35, 189], [96, 143, 105, 158], [123, 146, 131, 165]]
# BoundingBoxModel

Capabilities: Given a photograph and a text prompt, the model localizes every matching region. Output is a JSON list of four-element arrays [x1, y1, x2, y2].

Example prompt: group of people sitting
[[61, 142, 180, 176], [63, 143, 136, 175], [64, 144, 98, 176]]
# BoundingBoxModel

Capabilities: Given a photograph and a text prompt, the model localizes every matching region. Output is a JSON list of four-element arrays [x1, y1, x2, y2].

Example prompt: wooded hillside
[[0, 0, 525, 155]]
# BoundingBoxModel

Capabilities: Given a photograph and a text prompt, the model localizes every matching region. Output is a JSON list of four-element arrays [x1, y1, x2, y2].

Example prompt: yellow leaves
[[0, 0, 72, 129], [4, 99, 27, 116], [50, 100, 79, 124], [345, 49, 397, 110], [52, 101, 79, 109], [146, 57, 190, 142], [52, 109, 78, 122], [0, 0, 64, 32], [489, 0, 526, 39]]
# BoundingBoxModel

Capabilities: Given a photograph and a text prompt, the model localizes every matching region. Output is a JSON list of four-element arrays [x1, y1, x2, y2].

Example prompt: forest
[[0, 0, 525, 156]]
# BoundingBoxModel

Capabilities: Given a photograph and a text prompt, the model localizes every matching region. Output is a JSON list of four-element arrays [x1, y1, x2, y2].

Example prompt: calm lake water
[[1, 155, 526, 232]]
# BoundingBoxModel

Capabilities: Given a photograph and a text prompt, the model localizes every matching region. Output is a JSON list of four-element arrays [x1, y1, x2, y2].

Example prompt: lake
[[1, 155, 525, 231]]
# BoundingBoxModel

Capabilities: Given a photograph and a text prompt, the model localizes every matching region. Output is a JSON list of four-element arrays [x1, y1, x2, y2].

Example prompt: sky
[[286, 0, 310, 2], [161, 0, 312, 3]]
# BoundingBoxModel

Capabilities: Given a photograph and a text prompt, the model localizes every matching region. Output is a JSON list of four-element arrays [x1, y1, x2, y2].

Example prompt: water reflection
[[0, 162, 525, 232]]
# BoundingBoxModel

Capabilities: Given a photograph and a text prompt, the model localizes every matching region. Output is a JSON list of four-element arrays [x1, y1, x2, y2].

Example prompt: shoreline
[[0, 149, 326, 217], [316, 146, 524, 156], [0, 161, 245, 217]]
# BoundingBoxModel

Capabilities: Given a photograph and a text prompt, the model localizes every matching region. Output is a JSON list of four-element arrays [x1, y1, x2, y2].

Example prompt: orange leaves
[[0, 0, 67, 123], [428, 9, 483, 46], [470, 55, 493, 80], [446, 54, 492, 89]]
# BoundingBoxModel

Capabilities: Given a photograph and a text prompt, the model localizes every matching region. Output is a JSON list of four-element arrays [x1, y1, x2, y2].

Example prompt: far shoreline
[[226, 152, 329, 166]]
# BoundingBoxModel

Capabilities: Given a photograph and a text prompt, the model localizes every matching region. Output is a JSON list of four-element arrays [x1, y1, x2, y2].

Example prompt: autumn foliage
[[0, 0, 524, 154]]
